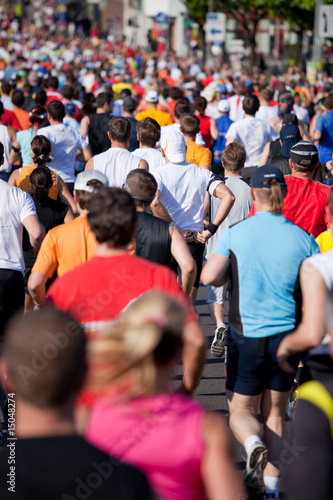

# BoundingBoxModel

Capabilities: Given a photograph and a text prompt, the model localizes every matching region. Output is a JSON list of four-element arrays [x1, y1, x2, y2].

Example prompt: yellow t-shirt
[[136, 108, 173, 127], [185, 141, 212, 168], [315, 230, 333, 253], [32, 216, 96, 278], [17, 165, 59, 200]]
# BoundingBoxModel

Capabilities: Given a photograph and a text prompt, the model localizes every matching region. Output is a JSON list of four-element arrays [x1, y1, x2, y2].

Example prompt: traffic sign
[[155, 12, 168, 24], [319, 5, 333, 38], [204, 12, 226, 43]]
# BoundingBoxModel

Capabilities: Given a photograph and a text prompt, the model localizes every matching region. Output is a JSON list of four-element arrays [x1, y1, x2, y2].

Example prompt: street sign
[[155, 12, 168, 24], [319, 5, 333, 38], [204, 12, 226, 43]]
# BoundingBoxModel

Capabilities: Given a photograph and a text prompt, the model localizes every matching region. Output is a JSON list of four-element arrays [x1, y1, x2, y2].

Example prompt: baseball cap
[[145, 90, 159, 103], [290, 141, 319, 168], [74, 170, 109, 193], [123, 96, 137, 112], [280, 124, 301, 159], [161, 131, 186, 164], [250, 165, 286, 188], [217, 99, 230, 113], [65, 102, 76, 115]]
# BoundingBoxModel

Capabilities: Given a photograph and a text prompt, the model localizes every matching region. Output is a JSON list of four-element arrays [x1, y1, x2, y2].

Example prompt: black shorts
[[187, 241, 205, 289], [0, 269, 24, 339], [226, 328, 298, 396]]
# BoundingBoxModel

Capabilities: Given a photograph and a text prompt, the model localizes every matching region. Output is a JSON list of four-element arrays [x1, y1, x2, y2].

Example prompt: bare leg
[[208, 302, 225, 326], [227, 390, 262, 444], [190, 286, 198, 306]]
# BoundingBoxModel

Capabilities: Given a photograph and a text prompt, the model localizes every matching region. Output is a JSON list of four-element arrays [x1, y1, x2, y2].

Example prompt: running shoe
[[245, 442, 268, 498], [210, 325, 227, 358]]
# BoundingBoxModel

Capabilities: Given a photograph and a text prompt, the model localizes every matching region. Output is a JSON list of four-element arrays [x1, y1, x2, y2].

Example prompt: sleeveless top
[[88, 113, 112, 155], [135, 212, 172, 266], [17, 128, 35, 167], [197, 114, 212, 148], [17, 165, 59, 200], [86, 393, 206, 500], [93, 147, 141, 187]]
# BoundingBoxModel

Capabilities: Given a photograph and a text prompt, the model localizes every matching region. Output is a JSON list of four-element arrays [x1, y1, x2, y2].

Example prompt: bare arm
[[313, 129, 321, 145], [22, 214, 45, 255], [80, 115, 90, 139], [201, 254, 230, 287], [277, 261, 327, 372], [169, 223, 196, 295], [85, 157, 94, 170], [226, 136, 235, 146], [150, 189, 172, 221], [28, 272, 48, 306], [139, 159, 149, 170], [202, 412, 247, 500], [82, 145, 93, 162], [57, 176, 78, 215], [258, 141, 270, 167], [180, 320, 206, 394], [8, 138, 19, 165], [8, 168, 20, 187], [210, 118, 218, 141], [194, 183, 235, 244]]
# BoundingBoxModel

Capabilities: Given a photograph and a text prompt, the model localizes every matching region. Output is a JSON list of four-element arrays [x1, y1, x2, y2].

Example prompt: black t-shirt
[[88, 113, 113, 156], [135, 212, 172, 267], [126, 116, 140, 152], [0, 435, 155, 499]]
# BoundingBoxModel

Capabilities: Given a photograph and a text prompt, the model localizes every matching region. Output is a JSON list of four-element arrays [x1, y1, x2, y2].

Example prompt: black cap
[[290, 141, 319, 168], [250, 165, 286, 188], [282, 113, 298, 126], [123, 96, 137, 113], [280, 125, 301, 159]]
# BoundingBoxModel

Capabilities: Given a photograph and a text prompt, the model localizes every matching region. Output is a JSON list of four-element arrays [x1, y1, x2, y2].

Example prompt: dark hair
[[1, 80, 12, 95], [329, 187, 333, 214], [169, 87, 184, 100], [222, 143, 246, 172], [30, 166, 53, 203], [136, 117, 160, 147], [47, 101, 65, 122], [30, 135, 52, 166], [22, 83, 32, 95], [96, 92, 113, 109], [174, 99, 191, 120], [126, 169, 157, 205], [88, 188, 137, 248], [260, 88, 273, 102], [11, 89, 25, 108], [108, 117, 131, 142], [0, 101, 3, 117], [0, 141, 4, 160], [324, 94, 333, 111], [243, 95, 260, 115], [35, 90, 47, 107], [180, 114, 200, 135], [29, 106, 47, 126], [48, 76, 59, 90], [194, 96, 207, 114], [75, 179, 105, 210], [4, 308, 86, 408], [61, 85, 74, 100]]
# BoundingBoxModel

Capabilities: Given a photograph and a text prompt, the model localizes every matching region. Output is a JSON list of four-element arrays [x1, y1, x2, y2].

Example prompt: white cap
[[161, 131, 186, 164], [217, 99, 230, 113], [74, 170, 109, 193], [145, 89, 159, 103]]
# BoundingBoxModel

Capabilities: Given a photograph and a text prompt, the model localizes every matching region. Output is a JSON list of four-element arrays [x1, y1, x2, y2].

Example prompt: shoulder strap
[[298, 380, 333, 439], [206, 174, 224, 192]]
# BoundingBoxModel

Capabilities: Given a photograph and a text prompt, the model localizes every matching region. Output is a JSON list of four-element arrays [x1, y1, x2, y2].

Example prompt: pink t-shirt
[[86, 393, 206, 500]]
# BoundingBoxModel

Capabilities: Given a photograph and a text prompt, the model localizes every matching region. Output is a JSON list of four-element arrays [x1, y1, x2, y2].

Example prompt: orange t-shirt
[[32, 216, 95, 279], [17, 166, 59, 200], [136, 108, 173, 127], [12, 108, 31, 131], [185, 141, 212, 168]]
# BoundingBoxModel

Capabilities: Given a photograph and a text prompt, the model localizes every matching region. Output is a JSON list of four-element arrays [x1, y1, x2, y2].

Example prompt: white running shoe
[[245, 442, 268, 497], [210, 325, 227, 358]]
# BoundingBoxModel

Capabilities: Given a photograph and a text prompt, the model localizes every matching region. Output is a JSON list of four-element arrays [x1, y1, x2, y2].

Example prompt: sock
[[264, 476, 280, 498], [216, 322, 226, 329], [244, 435, 264, 456]]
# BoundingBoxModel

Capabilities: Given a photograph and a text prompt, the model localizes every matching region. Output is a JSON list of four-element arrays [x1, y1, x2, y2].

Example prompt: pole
[[313, 0, 323, 63]]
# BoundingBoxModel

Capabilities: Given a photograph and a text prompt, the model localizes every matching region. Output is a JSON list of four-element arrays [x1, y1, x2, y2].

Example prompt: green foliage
[[186, 0, 209, 23]]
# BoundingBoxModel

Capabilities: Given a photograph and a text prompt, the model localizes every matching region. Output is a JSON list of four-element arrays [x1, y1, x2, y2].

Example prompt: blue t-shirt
[[214, 212, 319, 338], [17, 128, 35, 167], [314, 111, 333, 162], [212, 115, 233, 161]]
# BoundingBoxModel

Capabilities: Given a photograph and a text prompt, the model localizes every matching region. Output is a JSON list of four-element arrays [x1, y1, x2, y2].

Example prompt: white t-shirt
[[0, 124, 12, 173], [160, 123, 205, 146], [132, 148, 163, 171], [37, 123, 88, 183], [294, 104, 310, 125], [153, 161, 221, 232], [255, 106, 278, 123], [94, 147, 141, 187], [228, 95, 245, 122], [226, 117, 273, 167], [0, 181, 36, 273]]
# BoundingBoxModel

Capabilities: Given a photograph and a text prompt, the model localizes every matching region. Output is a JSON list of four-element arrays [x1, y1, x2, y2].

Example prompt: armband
[[207, 223, 218, 235], [11, 145, 20, 153]]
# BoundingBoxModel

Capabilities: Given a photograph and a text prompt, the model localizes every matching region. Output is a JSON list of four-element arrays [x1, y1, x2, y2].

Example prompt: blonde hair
[[87, 291, 185, 399], [253, 179, 287, 214]]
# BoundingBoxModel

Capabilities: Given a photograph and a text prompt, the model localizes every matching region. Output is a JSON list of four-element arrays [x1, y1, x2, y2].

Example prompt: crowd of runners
[[0, 14, 332, 500]]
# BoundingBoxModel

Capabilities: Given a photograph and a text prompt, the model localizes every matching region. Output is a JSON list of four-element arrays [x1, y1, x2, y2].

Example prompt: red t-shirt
[[2, 109, 21, 130], [197, 114, 212, 148], [248, 176, 330, 238], [47, 254, 197, 331]]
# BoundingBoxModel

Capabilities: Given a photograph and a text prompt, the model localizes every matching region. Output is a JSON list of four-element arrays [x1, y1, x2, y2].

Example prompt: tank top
[[197, 114, 212, 148], [93, 147, 141, 187], [86, 393, 206, 500], [88, 113, 112, 155], [17, 166, 59, 200], [0, 123, 12, 173], [135, 212, 171, 266]]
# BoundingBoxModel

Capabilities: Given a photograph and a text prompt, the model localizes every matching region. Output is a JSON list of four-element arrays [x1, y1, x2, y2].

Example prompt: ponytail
[[263, 179, 285, 214]]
